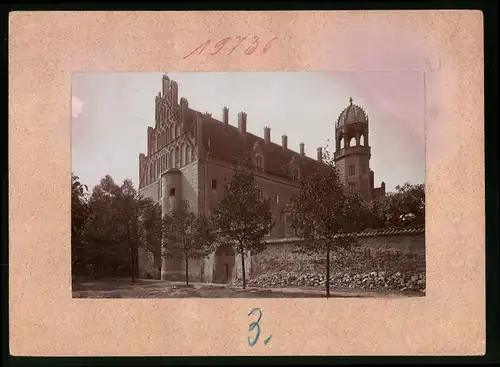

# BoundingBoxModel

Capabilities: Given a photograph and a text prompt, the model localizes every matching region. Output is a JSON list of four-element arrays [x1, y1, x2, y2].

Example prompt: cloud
[[72, 96, 84, 118]]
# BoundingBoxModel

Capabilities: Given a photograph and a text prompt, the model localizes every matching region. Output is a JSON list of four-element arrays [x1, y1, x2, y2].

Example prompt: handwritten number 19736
[[248, 308, 272, 347], [183, 36, 279, 59]]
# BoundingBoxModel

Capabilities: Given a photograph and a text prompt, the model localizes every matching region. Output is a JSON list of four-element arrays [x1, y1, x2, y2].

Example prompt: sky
[[71, 72, 425, 193]]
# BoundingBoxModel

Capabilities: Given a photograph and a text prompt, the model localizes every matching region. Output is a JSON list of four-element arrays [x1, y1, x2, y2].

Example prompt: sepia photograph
[[71, 72, 426, 299]]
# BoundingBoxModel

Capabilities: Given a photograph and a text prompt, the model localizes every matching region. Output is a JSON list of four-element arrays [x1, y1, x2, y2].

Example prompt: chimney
[[282, 135, 288, 150], [381, 181, 386, 195], [317, 147, 323, 161], [238, 112, 247, 133], [299, 142, 305, 156], [264, 126, 271, 143], [222, 107, 229, 126]]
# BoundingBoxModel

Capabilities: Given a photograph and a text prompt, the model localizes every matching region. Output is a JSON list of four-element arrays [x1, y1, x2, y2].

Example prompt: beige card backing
[[8, 10, 485, 356]]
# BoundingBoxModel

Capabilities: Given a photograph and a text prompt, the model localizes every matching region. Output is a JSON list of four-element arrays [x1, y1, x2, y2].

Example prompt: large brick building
[[137, 74, 386, 282]]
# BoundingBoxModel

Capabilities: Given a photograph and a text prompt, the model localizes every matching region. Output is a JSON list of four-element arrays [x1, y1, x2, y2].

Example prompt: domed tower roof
[[336, 97, 369, 128]]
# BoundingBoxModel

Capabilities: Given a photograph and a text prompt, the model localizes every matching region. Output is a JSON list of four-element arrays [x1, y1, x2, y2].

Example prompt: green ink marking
[[264, 335, 272, 345]]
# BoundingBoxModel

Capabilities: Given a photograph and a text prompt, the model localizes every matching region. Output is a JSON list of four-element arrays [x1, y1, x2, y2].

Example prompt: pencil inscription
[[183, 36, 280, 59]]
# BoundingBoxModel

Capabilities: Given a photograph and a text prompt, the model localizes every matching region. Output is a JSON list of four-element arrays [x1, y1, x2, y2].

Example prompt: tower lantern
[[334, 97, 372, 200]]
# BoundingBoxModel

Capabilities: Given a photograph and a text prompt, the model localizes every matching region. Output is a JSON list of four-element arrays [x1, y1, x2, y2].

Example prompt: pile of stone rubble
[[231, 246, 426, 293]]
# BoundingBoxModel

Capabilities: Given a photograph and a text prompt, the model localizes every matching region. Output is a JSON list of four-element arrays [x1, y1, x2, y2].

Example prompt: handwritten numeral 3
[[248, 308, 271, 347]]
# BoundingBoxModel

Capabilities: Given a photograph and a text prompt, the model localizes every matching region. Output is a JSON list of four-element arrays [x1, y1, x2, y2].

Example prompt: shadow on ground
[[72, 279, 424, 299]]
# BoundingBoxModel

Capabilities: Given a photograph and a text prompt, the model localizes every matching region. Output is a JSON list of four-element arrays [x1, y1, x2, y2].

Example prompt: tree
[[287, 148, 367, 297], [137, 197, 163, 276], [118, 179, 143, 282], [368, 182, 425, 229], [393, 182, 425, 226], [83, 175, 129, 279], [162, 200, 217, 286], [212, 165, 274, 289], [71, 173, 90, 278], [81, 175, 143, 281]]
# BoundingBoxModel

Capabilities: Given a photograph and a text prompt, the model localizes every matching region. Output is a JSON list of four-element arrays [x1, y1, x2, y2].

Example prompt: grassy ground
[[72, 279, 424, 299]]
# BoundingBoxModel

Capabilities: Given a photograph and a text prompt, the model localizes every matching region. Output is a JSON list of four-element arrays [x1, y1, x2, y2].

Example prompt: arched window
[[360, 134, 365, 146], [166, 153, 171, 169], [340, 137, 345, 149], [256, 155, 263, 169], [348, 137, 356, 147], [175, 146, 180, 168], [180, 145, 185, 167], [191, 147, 195, 162], [293, 168, 300, 180], [175, 125, 180, 138], [186, 145, 191, 164]]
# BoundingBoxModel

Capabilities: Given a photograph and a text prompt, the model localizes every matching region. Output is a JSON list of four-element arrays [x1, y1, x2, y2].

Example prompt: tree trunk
[[185, 252, 189, 287], [126, 223, 136, 284], [326, 244, 331, 298], [130, 244, 136, 283], [240, 246, 246, 289]]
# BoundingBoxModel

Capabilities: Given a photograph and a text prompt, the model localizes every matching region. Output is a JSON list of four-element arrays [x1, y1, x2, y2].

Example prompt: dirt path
[[72, 279, 423, 298]]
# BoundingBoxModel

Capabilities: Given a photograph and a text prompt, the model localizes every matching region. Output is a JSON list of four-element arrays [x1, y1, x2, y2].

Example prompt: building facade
[[137, 75, 386, 281]]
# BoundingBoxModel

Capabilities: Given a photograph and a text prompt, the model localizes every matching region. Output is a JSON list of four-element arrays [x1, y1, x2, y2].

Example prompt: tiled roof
[[199, 115, 322, 181], [355, 226, 425, 237], [336, 98, 369, 128], [264, 226, 425, 244]]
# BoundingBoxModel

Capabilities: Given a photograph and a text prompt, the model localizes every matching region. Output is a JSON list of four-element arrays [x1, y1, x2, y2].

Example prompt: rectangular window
[[258, 189, 263, 199], [348, 165, 356, 176], [275, 194, 280, 203], [211, 179, 217, 190], [349, 183, 356, 193]]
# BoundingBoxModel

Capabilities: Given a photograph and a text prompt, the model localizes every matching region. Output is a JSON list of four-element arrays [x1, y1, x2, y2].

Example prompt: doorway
[[214, 243, 235, 284]]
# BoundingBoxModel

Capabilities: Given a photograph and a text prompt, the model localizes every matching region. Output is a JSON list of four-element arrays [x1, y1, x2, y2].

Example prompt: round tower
[[160, 168, 184, 281], [334, 97, 372, 200]]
